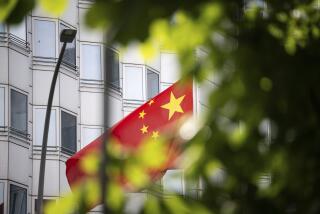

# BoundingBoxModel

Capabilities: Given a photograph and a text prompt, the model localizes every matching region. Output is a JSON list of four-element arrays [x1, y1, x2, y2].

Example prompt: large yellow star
[[140, 124, 149, 134], [161, 92, 185, 120]]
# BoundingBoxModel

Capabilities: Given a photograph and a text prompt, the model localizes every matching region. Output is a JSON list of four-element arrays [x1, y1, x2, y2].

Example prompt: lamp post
[[37, 29, 77, 214]]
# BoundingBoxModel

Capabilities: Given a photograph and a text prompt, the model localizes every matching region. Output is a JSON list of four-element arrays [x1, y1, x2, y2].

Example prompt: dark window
[[9, 184, 27, 214], [61, 111, 76, 154], [60, 23, 76, 67], [106, 48, 120, 89], [147, 69, 159, 100], [11, 90, 27, 134]]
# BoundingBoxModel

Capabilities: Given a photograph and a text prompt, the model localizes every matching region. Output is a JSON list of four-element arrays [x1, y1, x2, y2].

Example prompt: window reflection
[[9, 184, 27, 214], [11, 90, 27, 134], [61, 111, 77, 155], [146, 69, 159, 100], [60, 23, 76, 66], [106, 48, 120, 89]]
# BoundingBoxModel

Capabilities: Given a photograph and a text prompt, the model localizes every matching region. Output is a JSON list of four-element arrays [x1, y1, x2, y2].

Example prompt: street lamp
[[37, 29, 77, 214]]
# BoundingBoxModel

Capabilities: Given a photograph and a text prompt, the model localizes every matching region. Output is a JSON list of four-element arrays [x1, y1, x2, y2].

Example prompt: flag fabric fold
[[66, 81, 193, 188]]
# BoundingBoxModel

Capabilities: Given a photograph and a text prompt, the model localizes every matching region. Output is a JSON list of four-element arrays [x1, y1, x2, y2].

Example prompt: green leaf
[[0, 0, 18, 21], [38, 0, 68, 16]]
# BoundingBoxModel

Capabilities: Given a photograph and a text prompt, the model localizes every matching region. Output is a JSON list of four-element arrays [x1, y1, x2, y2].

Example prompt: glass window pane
[[82, 127, 101, 147], [0, 183, 4, 214], [61, 111, 76, 154], [35, 109, 56, 146], [147, 69, 159, 100], [106, 49, 120, 88], [81, 44, 101, 80], [34, 20, 55, 57], [60, 24, 76, 66], [123, 66, 143, 100], [11, 90, 27, 134], [0, 88, 4, 127], [163, 169, 184, 195], [9, 19, 26, 40], [0, 23, 5, 32], [9, 184, 27, 214]]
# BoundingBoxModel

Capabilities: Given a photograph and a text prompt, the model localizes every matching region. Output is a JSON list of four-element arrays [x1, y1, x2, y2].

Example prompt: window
[[162, 169, 184, 195], [9, 184, 27, 214], [123, 66, 143, 100], [60, 23, 76, 66], [11, 90, 27, 134], [106, 48, 120, 88], [146, 69, 159, 100], [0, 183, 4, 214], [0, 23, 5, 32], [80, 44, 101, 80], [34, 20, 56, 58], [35, 109, 56, 146], [61, 111, 77, 154], [9, 19, 26, 40], [0, 88, 4, 127], [82, 127, 101, 147]]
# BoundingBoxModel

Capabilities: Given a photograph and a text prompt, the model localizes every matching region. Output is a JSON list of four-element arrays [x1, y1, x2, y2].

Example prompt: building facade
[[0, 1, 215, 213]]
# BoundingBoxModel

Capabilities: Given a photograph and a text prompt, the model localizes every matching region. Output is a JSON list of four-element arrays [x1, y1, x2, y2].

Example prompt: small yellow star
[[140, 125, 149, 134], [151, 131, 159, 139], [161, 92, 185, 120], [139, 110, 146, 119], [148, 100, 155, 106]]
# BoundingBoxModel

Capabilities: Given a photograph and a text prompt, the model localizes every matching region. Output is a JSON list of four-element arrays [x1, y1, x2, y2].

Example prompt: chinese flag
[[66, 80, 193, 188]]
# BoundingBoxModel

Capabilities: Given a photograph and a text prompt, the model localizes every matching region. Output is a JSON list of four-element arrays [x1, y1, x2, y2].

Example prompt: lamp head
[[60, 29, 77, 43]]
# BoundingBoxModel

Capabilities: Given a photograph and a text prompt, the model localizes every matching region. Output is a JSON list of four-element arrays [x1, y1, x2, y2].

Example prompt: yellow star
[[139, 110, 146, 119], [161, 92, 185, 120], [140, 124, 149, 134], [151, 131, 159, 139], [148, 100, 155, 106]]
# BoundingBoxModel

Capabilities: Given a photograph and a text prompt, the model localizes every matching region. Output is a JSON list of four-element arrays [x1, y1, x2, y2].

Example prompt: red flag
[[66, 80, 193, 188]]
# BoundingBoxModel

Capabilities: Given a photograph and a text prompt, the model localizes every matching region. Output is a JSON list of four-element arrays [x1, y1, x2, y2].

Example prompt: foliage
[[3, 0, 320, 213]]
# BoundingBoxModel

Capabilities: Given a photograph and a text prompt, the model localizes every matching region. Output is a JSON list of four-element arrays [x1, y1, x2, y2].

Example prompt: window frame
[[10, 88, 28, 136], [0, 22, 7, 32], [0, 87, 5, 128], [59, 21, 77, 68], [8, 183, 27, 214], [123, 63, 160, 102], [123, 64, 145, 101], [32, 18, 57, 59], [80, 42, 103, 81], [60, 110, 77, 155], [146, 66, 160, 100], [106, 47, 120, 90]]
